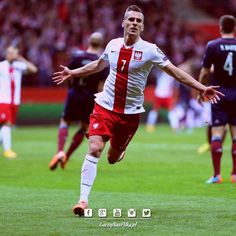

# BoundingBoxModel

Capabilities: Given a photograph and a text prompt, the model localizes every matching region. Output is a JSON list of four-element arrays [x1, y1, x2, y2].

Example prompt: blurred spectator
[[192, 0, 236, 18], [0, 0, 207, 86]]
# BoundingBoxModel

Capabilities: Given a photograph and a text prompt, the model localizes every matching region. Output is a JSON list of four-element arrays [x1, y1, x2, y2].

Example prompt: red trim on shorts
[[0, 104, 18, 125], [88, 103, 140, 151], [154, 97, 173, 110], [113, 46, 133, 113]]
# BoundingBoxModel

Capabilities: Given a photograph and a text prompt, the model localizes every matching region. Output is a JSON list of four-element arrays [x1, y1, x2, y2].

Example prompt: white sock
[[1, 125, 11, 151], [168, 111, 179, 130], [147, 110, 158, 125], [79, 154, 99, 203]]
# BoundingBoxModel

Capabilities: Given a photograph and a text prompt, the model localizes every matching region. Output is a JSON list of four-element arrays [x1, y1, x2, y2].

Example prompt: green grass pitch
[[0, 125, 236, 235]]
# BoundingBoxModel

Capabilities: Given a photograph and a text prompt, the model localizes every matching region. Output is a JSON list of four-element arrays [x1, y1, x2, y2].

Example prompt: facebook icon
[[84, 209, 93, 217]]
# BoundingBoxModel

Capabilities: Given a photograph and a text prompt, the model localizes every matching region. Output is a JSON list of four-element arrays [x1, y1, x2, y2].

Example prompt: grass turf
[[0, 125, 236, 236]]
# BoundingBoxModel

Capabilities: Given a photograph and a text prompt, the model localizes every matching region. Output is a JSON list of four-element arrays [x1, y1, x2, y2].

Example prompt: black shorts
[[211, 87, 236, 126], [62, 89, 95, 123]]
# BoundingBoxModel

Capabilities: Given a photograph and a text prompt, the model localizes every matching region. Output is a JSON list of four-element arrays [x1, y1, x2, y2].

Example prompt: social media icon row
[[84, 208, 151, 218]]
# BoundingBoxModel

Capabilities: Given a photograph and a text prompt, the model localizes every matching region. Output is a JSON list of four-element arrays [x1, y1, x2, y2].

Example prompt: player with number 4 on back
[[53, 5, 224, 216], [199, 15, 236, 184]]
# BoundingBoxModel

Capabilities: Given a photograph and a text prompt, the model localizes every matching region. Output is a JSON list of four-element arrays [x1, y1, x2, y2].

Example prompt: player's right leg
[[73, 135, 106, 216], [146, 109, 158, 133], [206, 126, 225, 184], [49, 119, 69, 170], [73, 104, 109, 216], [0, 104, 16, 158], [168, 104, 185, 132], [63, 122, 88, 169], [1, 124, 16, 158], [50, 91, 78, 170]]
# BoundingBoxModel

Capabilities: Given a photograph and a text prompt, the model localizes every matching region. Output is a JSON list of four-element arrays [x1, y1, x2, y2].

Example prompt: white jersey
[[154, 71, 175, 98], [95, 37, 170, 114], [0, 60, 27, 105]]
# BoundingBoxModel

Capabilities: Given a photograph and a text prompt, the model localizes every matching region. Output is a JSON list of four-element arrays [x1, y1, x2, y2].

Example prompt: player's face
[[6, 47, 18, 63], [122, 11, 144, 38]]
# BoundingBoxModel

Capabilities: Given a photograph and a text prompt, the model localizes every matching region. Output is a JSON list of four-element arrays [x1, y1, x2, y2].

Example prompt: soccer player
[[198, 15, 236, 183], [52, 5, 224, 215], [49, 32, 108, 170], [145, 70, 175, 132], [0, 46, 38, 158]]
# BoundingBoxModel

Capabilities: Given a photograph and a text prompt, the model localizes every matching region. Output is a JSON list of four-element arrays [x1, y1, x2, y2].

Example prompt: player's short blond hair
[[124, 5, 144, 21]]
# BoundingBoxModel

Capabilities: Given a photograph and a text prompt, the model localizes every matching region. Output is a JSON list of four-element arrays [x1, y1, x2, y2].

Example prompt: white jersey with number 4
[[0, 60, 27, 105], [95, 37, 170, 114]]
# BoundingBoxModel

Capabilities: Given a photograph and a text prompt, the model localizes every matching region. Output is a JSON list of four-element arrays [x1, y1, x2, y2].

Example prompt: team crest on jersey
[[0, 113, 6, 119], [134, 51, 143, 61], [93, 123, 99, 129]]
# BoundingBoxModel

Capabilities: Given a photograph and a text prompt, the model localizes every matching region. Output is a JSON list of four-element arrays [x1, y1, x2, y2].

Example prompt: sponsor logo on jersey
[[156, 47, 164, 55], [134, 51, 143, 61], [0, 113, 6, 119], [163, 56, 168, 61]]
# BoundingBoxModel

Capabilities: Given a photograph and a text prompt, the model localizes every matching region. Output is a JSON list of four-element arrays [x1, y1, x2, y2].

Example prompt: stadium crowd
[[192, 0, 236, 18], [0, 0, 205, 86]]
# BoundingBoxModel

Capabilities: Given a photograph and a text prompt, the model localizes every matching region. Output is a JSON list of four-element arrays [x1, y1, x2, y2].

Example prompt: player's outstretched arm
[[17, 55, 38, 73], [52, 58, 108, 85], [162, 63, 224, 104]]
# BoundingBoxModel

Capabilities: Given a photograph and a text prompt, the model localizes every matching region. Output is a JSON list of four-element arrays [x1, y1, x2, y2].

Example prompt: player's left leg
[[62, 122, 88, 168], [107, 146, 126, 164], [146, 96, 162, 133], [206, 125, 225, 184], [229, 125, 236, 183], [57, 120, 70, 153], [1, 123, 16, 158], [107, 113, 139, 164]]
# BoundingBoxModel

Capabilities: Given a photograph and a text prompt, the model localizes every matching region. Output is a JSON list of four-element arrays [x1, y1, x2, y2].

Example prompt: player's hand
[[201, 86, 225, 104], [52, 65, 73, 85], [16, 55, 24, 61]]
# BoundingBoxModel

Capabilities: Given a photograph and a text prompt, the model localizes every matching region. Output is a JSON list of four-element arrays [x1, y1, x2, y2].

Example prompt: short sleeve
[[202, 42, 213, 68], [150, 45, 170, 68], [13, 61, 28, 71], [100, 41, 111, 61]]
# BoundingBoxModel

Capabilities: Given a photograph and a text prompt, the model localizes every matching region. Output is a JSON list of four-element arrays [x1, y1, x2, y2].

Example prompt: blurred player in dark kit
[[49, 32, 108, 170], [198, 15, 236, 184]]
